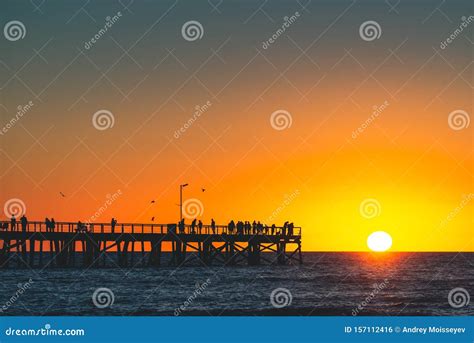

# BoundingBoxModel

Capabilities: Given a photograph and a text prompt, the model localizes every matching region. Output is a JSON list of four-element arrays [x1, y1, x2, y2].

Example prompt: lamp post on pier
[[179, 183, 188, 221]]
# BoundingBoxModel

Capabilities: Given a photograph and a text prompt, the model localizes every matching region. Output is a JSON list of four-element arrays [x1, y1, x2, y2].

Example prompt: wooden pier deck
[[0, 221, 302, 268]]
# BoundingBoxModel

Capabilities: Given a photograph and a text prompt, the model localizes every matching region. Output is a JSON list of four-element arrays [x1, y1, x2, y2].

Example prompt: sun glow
[[367, 231, 393, 252]]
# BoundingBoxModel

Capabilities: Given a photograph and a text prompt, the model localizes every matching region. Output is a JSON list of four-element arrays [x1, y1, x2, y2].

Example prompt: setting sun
[[367, 231, 393, 252]]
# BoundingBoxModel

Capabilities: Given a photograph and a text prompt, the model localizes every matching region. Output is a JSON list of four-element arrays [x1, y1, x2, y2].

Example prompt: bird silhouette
[[151, 216, 155, 221], [201, 188, 206, 192], [150, 200, 155, 204], [59, 192, 66, 197]]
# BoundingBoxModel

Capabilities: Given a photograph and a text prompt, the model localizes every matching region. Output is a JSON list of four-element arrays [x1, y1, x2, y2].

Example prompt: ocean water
[[0, 252, 472, 316]]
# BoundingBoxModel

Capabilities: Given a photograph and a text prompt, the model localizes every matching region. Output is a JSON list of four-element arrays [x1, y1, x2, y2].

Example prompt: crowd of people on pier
[[169, 218, 296, 236], [1, 214, 297, 236]]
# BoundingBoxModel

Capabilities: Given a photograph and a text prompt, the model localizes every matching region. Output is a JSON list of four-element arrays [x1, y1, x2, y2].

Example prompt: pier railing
[[0, 221, 301, 237]]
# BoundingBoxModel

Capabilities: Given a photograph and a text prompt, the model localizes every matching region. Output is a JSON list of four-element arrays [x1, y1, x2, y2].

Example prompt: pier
[[0, 221, 302, 268]]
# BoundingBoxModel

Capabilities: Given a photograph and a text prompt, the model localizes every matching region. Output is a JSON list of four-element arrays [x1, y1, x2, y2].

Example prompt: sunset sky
[[1, 0, 472, 251]]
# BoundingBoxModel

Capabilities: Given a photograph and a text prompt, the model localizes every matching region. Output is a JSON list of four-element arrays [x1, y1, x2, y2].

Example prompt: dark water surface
[[0, 253, 472, 316]]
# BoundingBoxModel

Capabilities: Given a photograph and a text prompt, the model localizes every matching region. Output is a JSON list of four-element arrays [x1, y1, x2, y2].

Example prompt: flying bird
[[151, 217, 155, 222], [59, 192, 66, 197], [201, 188, 206, 192], [150, 200, 155, 204]]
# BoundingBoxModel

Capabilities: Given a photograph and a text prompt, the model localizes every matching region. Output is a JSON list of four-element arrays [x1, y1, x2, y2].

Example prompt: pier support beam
[[29, 239, 35, 267], [277, 241, 286, 265], [248, 240, 261, 266], [149, 239, 161, 267]]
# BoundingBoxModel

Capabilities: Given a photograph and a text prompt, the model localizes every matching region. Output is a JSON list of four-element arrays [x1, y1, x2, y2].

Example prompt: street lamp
[[179, 183, 188, 221]]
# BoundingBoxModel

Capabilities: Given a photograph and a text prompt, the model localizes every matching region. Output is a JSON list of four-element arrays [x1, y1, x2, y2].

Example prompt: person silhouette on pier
[[51, 218, 56, 232], [237, 221, 243, 235], [244, 221, 250, 234], [228, 220, 235, 234], [179, 219, 185, 234], [10, 214, 16, 231], [111, 217, 117, 233], [252, 221, 257, 235], [191, 219, 197, 234], [20, 215, 28, 232], [282, 221, 288, 236], [271, 224, 276, 235], [198, 220, 203, 234], [45, 218, 51, 232], [288, 222, 294, 236], [211, 218, 216, 234]]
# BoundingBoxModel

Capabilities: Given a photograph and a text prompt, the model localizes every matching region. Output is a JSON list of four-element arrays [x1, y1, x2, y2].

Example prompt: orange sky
[[1, 1, 472, 252]]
